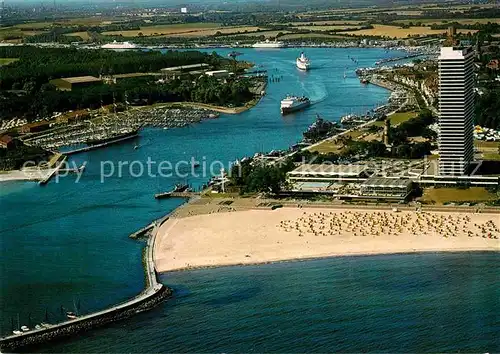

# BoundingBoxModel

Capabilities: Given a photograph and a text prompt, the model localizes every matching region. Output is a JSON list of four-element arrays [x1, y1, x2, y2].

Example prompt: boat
[[296, 52, 311, 71], [252, 39, 285, 48], [12, 330, 22, 335], [101, 41, 138, 50], [280, 96, 311, 115], [66, 312, 78, 320], [86, 129, 138, 146], [20, 325, 30, 332], [154, 183, 190, 199]]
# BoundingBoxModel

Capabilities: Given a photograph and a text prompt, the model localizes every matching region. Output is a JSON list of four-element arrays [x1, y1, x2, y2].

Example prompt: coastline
[[158, 248, 498, 274], [154, 203, 500, 273]]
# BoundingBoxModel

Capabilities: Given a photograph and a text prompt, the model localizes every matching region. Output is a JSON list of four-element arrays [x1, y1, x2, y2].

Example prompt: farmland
[[225, 30, 291, 38], [279, 33, 347, 40], [344, 24, 477, 38], [100, 23, 265, 38], [291, 25, 365, 31], [397, 18, 500, 25]]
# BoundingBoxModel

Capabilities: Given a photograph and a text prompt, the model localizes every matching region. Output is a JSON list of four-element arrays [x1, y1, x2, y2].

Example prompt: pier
[[154, 191, 200, 199], [0, 217, 172, 352], [64, 133, 138, 155], [38, 156, 67, 185]]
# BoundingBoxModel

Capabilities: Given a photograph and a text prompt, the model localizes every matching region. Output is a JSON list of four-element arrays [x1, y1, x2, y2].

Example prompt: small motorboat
[[21, 325, 30, 332], [66, 312, 78, 320]]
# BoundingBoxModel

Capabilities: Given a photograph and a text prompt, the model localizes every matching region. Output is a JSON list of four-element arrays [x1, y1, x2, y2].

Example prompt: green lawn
[[388, 111, 417, 125], [482, 153, 500, 161], [422, 187, 498, 204], [308, 140, 343, 154], [0, 58, 19, 66]]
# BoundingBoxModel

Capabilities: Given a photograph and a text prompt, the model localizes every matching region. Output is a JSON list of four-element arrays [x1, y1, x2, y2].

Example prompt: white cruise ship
[[101, 41, 138, 50], [296, 52, 311, 70], [252, 39, 286, 48], [280, 96, 311, 115]]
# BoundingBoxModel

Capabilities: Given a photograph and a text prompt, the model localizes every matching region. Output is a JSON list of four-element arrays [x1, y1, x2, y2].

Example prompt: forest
[[0, 75, 254, 121], [0, 47, 256, 121], [0, 47, 220, 91]]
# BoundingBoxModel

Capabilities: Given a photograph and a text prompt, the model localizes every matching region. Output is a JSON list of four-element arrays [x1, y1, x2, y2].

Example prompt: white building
[[438, 47, 475, 176], [181, 7, 188, 13], [205, 70, 231, 78]]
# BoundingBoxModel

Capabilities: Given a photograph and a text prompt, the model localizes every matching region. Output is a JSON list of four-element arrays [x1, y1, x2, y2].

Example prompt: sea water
[[1, 48, 497, 352]]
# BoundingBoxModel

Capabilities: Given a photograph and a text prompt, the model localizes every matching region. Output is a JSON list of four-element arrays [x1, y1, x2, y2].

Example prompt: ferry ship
[[252, 39, 285, 48], [101, 41, 138, 50], [280, 96, 311, 115], [296, 52, 311, 71]]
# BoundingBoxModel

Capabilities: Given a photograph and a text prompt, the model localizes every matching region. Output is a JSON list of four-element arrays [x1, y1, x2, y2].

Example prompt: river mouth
[[1, 47, 395, 338]]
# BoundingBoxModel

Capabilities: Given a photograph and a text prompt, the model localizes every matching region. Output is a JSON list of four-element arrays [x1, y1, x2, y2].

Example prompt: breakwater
[[0, 219, 171, 352]]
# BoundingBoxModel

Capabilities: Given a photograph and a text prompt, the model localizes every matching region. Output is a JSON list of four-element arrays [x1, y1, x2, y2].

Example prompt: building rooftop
[[362, 177, 412, 189], [288, 164, 368, 177], [439, 46, 473, 60], [61, 76, 102, 84], [161, 63, 209, 72]]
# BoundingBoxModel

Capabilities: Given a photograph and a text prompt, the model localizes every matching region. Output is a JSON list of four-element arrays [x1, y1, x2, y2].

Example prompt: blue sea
[[1, 48, 498, 352]]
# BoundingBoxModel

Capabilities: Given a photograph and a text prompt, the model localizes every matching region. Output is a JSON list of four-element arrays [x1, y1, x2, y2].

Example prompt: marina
[[3, 47, 485, 352]]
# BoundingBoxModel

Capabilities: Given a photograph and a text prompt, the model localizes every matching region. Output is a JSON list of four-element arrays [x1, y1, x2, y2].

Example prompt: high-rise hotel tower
[[438, 47, 474, 176]]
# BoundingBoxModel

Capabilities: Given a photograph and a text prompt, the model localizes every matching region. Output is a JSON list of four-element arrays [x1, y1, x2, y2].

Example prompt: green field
[[0, 58, 19, 66], [482, 153, 500, 161], [422, 187, 498, 204], [388, 111, 418, 125]]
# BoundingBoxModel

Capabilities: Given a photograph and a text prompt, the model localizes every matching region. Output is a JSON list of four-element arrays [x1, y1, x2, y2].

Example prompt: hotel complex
[[438, 47, 475, 176]]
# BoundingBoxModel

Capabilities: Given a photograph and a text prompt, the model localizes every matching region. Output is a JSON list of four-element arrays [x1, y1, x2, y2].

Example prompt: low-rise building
[[287, 164, 371, 184], [50, 76, 102, 91], [205, 70, 231, 78], [486, 59, 499, 70], [19, 121, 51, 133], [360, 177, 413, 200], [0, 135, 14, 149]]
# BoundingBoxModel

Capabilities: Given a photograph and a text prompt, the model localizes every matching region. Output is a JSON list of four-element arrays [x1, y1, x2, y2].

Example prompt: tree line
[[0, 47, 220, 91]]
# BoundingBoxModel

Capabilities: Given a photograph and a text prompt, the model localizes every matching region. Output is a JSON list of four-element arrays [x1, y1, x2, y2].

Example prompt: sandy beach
[[154, 206, 500, 272], [0, 169, 46, 182]]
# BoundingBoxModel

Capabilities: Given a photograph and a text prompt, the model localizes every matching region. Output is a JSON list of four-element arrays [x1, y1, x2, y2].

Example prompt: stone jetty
[[0, 217, 172, 352]]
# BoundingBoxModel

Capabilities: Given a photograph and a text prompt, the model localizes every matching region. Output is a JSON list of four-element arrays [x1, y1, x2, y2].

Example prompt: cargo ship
[[252, 39, 285, 48], [101, 41, 138, 50], [280, 96, 311, 115], [296, 52, 311, 71]]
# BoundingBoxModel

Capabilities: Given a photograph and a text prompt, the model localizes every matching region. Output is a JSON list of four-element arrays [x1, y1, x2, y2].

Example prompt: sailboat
[[66, 299, 79, 320], [12, 314, 22, 335]]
